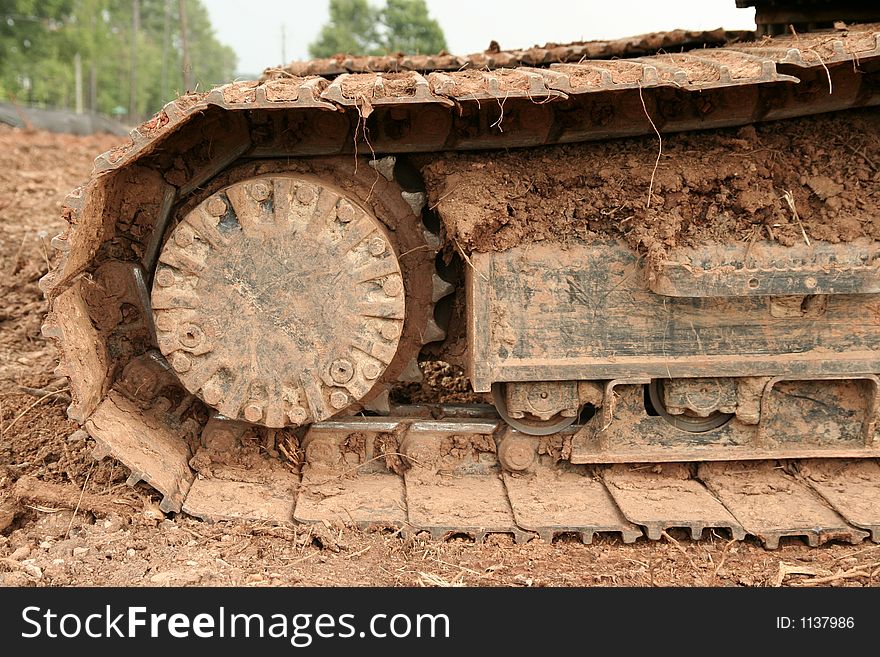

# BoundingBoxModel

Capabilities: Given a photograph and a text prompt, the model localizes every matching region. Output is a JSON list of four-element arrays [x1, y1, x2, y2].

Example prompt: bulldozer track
[[39, 25, 880, 546], [172, 408, 877, 549]]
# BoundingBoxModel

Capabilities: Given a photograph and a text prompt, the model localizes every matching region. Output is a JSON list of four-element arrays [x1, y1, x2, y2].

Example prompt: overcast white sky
[[202, 0, 756, 76]]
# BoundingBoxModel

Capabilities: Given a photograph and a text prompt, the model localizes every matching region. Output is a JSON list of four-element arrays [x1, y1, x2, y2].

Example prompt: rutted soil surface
[[422, 109, 880, 274], [1, 124, 879, 588]]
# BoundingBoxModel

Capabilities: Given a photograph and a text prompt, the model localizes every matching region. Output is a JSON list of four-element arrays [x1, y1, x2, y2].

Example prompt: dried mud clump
[[341, 432, 368, 462], [340, 72, 419, 99], [374, 432, 405, 475], [422, 109, 880, 273], [439, 434, 495, 460], [394, 360, 490, 405], [538, 435, 572, 463]]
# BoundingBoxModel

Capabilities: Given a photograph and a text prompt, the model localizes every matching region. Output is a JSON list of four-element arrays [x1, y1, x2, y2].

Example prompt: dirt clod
[[422, 110, 880, 273]]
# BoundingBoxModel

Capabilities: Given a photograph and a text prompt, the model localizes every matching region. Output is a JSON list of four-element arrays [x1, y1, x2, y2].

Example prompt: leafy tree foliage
[[0, 0, 236, 120], [309, 0, 382, 57], [309, 0, 447, 58], [381, 0, 445, 54]]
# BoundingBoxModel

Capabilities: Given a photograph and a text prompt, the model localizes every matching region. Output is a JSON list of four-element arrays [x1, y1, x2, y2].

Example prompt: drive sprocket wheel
[[154, 158, 439, 427], [154, 172, 411, 427]]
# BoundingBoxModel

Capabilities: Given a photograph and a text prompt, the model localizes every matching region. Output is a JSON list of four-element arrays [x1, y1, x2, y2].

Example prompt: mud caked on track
[[421, 110, 880, 267]]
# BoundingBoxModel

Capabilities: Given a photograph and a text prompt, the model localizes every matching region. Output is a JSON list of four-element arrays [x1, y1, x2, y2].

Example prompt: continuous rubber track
[[39, 25, 880, 544]]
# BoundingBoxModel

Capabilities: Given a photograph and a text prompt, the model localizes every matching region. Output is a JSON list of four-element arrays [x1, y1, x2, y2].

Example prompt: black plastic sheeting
[[0, 103, 128, 136]]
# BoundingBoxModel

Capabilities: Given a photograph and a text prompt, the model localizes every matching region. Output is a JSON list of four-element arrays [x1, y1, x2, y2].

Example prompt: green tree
[[308, 0, 447, 58], [180, 0, 237, 93], [0, 0, 236, 121], [381, 0, 445, 54], [309, 0, 382, 58], [0, 1, 78, 106]]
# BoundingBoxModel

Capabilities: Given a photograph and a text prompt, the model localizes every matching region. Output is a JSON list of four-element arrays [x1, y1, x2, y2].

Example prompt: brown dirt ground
[[1, 124, 879, 588]]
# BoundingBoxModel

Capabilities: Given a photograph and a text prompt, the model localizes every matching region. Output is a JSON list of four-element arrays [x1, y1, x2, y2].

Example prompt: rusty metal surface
[[503, 467, 642, 544], [570, 379, 880, 464], [37, 24, 880, 545], [87, 391, 194, 514], [294, 428, 408, 529], [170, 414, 880, 548], [182, 478, 297, 524], [295, 468, 407, 530], [82, 348, 201, 514], [468, 242, 880, 392], [801, 459, 880, 541], [404, 471, 531, 542], [40, 27, 880, 309], [699, 461, 868, 548], [399, 425, 533, 542], [650, 239, 880, 297]]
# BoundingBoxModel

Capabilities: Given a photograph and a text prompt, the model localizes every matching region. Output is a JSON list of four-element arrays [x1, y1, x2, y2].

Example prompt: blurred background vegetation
[[0, 0, 447, 124], [0, 0, 236, 122], [309, 0, 446, 58]]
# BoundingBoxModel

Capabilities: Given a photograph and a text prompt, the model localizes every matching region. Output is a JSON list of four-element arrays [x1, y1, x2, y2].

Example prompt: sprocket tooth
[[399, 358, 423, 383], [431, 273, 455, 302], [363, 389, 391, 414], [401, 191, 426, 217], [421, 228, 441, 249], [422, 317, 446, 344], [368, 156, 396, 181]]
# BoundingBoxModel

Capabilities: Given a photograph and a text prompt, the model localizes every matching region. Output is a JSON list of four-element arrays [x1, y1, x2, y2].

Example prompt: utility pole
[[89, 66, 97, 112], [161, 0, 171, 100], [179, 0, 193, 91], [74, 52, 83, 114], [129, 0, 140, 122], [281, 23, 287, 63], [89, 11, 97, 112]]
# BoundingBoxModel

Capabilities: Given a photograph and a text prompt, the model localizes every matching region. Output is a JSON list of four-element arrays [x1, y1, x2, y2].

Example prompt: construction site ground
[[1, 124, 878, 588]]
